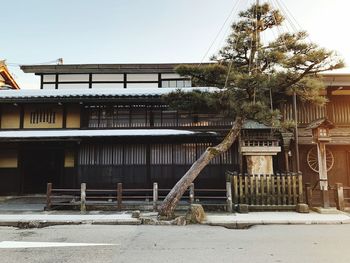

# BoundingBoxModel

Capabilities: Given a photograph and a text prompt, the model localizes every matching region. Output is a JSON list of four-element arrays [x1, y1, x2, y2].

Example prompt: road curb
[[204, 219, 350, 228], [0, 219, 141, 228]]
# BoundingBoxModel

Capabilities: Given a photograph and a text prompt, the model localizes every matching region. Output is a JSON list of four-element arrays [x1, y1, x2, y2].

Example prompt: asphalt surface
[[0, 224, 350, 263]]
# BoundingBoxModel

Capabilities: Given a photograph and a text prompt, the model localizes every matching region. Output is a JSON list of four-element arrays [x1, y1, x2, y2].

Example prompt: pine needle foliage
[[163, 2, 344, 126]]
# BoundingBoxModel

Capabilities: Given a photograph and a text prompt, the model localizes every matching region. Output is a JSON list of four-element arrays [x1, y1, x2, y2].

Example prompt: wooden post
[[287, 174, 292, 205], [281, 174, 286, 205], [292, 174, 297, 205], [260, 174, 265, 205], [239, 175, 244, 203], [255, 175, 259, 205], [189, 183, 194, 204], [117, 183, 122, 211], [266, 175, 271, 205], [305, 183, 312, 207], [232, 174, 238, 204], [276, 174, 281, 205], [271, 175, 275, 205], [317, 142, 330, 208], [249, 175, 255, 205], [226, 181, 233, 213], [80, 183, 86, 213], [244, 176, 249, 204], [153, 182, 158, 212], [321, 189, 330, 209], [298, 173, 304, 203], [284, 150, 290, 172], [335, 183, 345, 211], [46, 183, 52, 211]]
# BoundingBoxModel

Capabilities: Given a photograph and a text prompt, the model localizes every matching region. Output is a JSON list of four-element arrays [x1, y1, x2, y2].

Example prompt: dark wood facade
[[0, 88, 239, 194], [281, 83, 350, 188]]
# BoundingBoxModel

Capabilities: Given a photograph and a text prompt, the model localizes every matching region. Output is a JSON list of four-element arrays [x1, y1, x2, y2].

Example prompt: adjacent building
[[282, 68, 350, 188], [0, 61, 20, 90]]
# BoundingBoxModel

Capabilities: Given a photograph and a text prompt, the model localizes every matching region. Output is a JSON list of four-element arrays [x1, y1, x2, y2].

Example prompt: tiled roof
[[305, 118, 335, 130], [0, 87, 220, 101], [242, 120, 271, 129], [20, 63, 214, 74]]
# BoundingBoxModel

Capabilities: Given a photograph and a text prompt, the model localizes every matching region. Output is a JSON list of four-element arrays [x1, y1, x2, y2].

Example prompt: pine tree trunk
[[158, 117, 244, 218]]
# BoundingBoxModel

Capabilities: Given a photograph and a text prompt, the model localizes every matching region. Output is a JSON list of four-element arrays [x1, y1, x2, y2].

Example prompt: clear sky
[[2, 0, 349, 89]]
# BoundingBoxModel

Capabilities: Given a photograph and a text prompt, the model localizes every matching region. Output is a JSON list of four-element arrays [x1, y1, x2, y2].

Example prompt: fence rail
[[46, 182, 229, 212], [228, 172, 303, 206], [305, 183, 350, 210]]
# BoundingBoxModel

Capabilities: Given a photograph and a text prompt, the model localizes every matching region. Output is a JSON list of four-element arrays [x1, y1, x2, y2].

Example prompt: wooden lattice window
[[30, 109, 56, 124]]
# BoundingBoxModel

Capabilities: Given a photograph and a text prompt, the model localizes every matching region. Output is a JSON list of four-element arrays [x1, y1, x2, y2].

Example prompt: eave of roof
[[0, 129, 217, 141], [0, 64, 20, 90], [20, 63, 214, 74], [305, 118, 335, 130], [0, 87, 220, 103]]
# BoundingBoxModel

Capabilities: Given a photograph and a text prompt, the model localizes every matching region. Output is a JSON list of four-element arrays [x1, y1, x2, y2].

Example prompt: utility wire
[[199, 0, 242, 65], [6, 58, 63, 67]]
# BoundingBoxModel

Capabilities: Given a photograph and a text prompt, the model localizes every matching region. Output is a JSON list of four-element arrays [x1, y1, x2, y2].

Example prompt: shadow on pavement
[[0, 196, 46, 213]]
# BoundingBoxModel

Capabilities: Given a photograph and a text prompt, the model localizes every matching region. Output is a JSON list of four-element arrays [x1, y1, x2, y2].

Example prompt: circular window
[[307, 147, 334, 172]]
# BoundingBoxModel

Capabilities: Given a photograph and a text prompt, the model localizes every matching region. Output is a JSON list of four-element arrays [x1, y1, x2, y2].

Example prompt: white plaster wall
[[58, 74, 89, 82], [92, 74, 123, 81], [127, 74, 158, 81]]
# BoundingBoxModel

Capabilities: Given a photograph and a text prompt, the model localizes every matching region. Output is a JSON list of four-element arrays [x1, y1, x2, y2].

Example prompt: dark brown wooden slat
[[292, 175, 297, 205], [287, 174, 292, 205], [276, 175, 281, 205], [232, 174, 238, 204], [249, 175, 254, 205], [281, 175, 286, 205]]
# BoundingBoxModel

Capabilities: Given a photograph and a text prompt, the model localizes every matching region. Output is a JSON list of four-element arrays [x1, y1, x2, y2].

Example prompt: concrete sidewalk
[[204, 211, 350, 226], [0, 211, 141, 227], [0, 210, 349, 228], [1, 196, 350, 227]]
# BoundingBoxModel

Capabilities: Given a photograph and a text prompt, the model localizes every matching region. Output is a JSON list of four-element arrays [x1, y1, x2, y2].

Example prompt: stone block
[[131, 210, 141, 218], [237, 204, 249, 213], [296, 203, 309, 213], [172, 216, 187, 226], [186, 204, 206, 224]]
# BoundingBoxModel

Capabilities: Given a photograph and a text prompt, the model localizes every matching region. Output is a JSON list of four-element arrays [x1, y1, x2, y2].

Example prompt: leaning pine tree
[[158, 2, 343, 218]]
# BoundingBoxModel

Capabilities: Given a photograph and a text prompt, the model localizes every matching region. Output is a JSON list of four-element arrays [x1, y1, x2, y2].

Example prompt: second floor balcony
[[81, 105, 234, 129]]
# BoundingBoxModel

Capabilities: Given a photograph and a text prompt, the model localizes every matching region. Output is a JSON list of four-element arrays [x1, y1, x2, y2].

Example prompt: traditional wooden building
[[0, 63, 241, 195], [1, 63, 349, 196], [282, 68, 350, 188]]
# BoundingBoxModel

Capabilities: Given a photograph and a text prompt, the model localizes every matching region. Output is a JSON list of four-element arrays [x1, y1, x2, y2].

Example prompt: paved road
[[0, 224, 349, 263]]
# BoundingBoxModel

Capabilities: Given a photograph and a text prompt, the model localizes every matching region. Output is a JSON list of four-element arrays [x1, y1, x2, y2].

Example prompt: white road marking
[[0, 241, 116, 249]]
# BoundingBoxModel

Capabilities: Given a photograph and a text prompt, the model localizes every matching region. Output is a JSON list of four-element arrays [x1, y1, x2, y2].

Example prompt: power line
[[6, 58, 63, 67], [199, 0, 243, 65]]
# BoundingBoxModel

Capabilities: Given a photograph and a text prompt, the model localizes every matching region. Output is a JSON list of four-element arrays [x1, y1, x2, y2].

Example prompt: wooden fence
[[228, 172, 304, 207], [305, 183, 350, 211], [46, 182, 230, 212]]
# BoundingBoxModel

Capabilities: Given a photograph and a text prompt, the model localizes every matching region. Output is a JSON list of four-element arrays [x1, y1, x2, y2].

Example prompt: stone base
[[296, 203, 309, 213], [311, 207, 341, 214], [237, 204, 249, 214], [131, 210, 141, 218], [186, 204, 206, 224]]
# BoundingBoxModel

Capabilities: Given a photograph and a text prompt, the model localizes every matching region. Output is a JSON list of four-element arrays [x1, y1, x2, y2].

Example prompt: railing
[[305, 182, 350, 211], [84, 111, 233, 129], [227, 172, 303, 207], [280, 100, 350, 127], [334, 184, 350, 211], [46, 182, 231, 212], [241, 139, 279, 147]]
